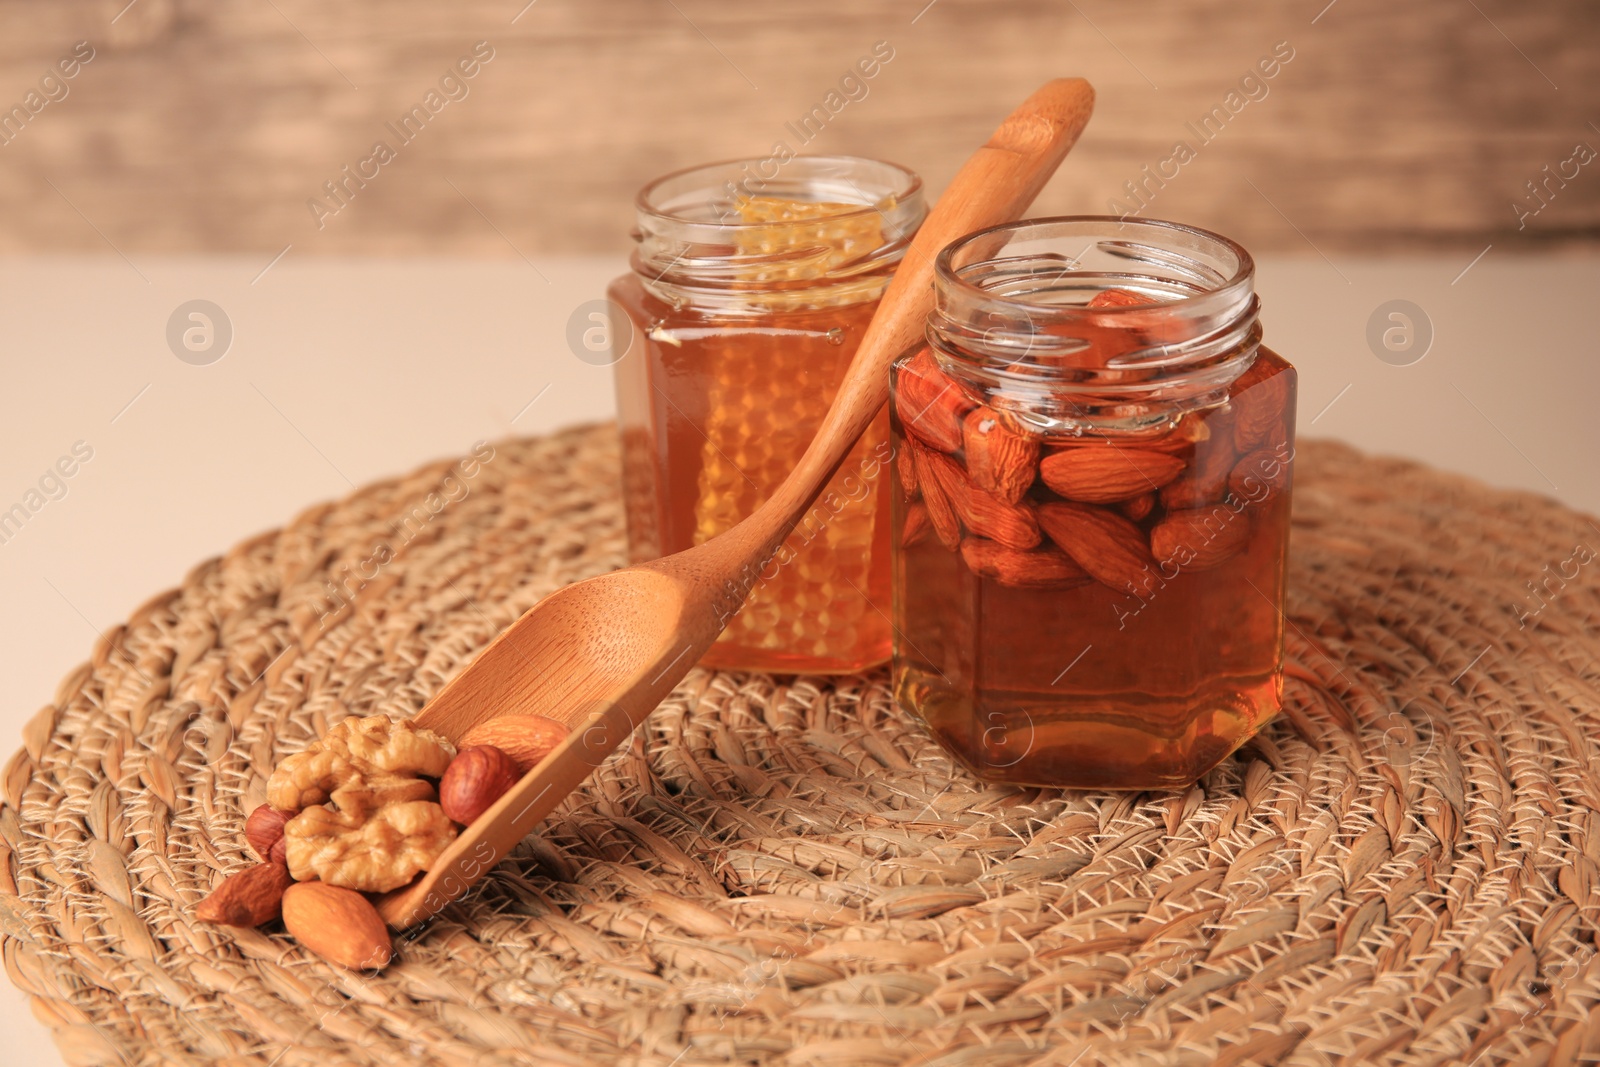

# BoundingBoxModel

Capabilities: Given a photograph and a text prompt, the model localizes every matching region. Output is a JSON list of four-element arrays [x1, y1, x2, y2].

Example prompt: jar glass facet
[[890, 217, 1296, 789]]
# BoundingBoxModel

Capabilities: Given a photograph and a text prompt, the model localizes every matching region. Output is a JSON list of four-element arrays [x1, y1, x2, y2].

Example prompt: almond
[[245, 804, 292, 862], [440, 745, 521, 825], [1088, 287, 1151, 308], [196, 862, 292, 928], [901, 502, 931, 547], [281, 882, 393, 970], [961, 406, 1039, 505], [1037, 502, 1156, 595], [1228, 447, 1290, 502], [897, 443, 920, 500], [1120, 492, 1156, 522], [893, 348, 975, 454], [1160, 476, 1219, 510], [1160, 415, 1236, 509], [923, 448, 1040, 550], [1160, 469, 1231, 509], [961, 538, 1091, 589], [458, 714, 571, 775], [1231, 355, 1292, 452], [1039, 448, 1185, 504], [1151, 506, 1251, 570], [1080, 287, 1190, 360], [913, 444, 961, 549]]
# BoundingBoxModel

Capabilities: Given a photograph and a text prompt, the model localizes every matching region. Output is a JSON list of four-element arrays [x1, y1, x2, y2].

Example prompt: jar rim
[[635, 154, 924, 230], [925, 216, 1262, 434], [934, 216, 1256, 314]]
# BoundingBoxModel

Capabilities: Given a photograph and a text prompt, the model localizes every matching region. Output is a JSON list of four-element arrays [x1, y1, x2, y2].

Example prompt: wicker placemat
[[3, 424, 1598, 1067]]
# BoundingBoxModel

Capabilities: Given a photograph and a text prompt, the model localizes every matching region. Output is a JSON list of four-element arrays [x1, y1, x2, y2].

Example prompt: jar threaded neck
[[929, 217, 1260, 436], [632, 155, 925, 313]]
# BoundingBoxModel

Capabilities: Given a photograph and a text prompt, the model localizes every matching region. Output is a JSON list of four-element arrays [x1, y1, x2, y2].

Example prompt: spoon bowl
[[406, 566, 694, 740], [376, 545, 748, 925]]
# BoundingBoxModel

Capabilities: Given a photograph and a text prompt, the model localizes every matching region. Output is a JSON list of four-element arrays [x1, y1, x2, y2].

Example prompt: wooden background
[[1, 0, 1596, 258]]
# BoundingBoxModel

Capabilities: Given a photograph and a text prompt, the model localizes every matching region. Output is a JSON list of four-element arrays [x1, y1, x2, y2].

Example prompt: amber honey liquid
[[891, 349, 1296, 789], [610, 281, 893, 673]]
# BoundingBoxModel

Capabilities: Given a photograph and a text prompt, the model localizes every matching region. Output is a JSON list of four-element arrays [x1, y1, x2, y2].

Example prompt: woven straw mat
[[3, 424, 1599, 1067]]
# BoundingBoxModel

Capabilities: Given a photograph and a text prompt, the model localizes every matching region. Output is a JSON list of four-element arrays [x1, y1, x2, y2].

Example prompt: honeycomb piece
[[730, 196, 890, 291], [692, 312, 890, 666]]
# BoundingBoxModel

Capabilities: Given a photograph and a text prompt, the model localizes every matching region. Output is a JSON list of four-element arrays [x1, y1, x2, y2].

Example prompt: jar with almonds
[[610, 156, 926, 673], [890, 217, 1296, 789]]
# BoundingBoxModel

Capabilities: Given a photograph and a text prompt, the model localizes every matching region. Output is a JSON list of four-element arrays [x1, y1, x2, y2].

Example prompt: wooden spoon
[[377, 79, 1095, 928]]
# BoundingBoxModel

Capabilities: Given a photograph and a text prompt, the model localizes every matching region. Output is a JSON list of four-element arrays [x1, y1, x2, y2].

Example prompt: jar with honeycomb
[[889, 217, 1296, 789], [610, 156, 926, 673]]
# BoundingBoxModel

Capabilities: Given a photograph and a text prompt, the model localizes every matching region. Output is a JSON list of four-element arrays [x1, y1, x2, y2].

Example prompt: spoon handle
[[724, 78, 1095, 565]]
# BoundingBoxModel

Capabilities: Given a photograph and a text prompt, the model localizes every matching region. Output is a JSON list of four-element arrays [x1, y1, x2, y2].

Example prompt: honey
[[611, 157, 925, 672], [890, 218, 1295, 790]]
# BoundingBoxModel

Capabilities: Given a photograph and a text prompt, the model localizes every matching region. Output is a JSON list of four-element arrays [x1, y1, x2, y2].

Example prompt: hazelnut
[[245, 804, 292, 861], [439, 745, 521, 825]]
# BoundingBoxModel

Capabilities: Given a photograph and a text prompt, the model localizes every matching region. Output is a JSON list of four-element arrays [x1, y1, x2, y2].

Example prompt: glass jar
[[889, 217, 1296, 790], [611, 156, 926, 673]]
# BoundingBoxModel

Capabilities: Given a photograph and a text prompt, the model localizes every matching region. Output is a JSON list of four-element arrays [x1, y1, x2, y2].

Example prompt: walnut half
[[267, 715, 459, 892], [284, 795, 457, 892], [267, 715, 455, 811]]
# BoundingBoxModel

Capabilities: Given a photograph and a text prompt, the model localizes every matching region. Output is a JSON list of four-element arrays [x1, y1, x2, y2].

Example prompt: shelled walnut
[[267, 715, 459, 892], [267, 714, 455, 809], [283, 796, 457, 893]]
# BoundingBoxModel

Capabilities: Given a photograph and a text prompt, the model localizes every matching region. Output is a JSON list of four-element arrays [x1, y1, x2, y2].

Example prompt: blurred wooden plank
[[0, 0, 1594, 256]]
